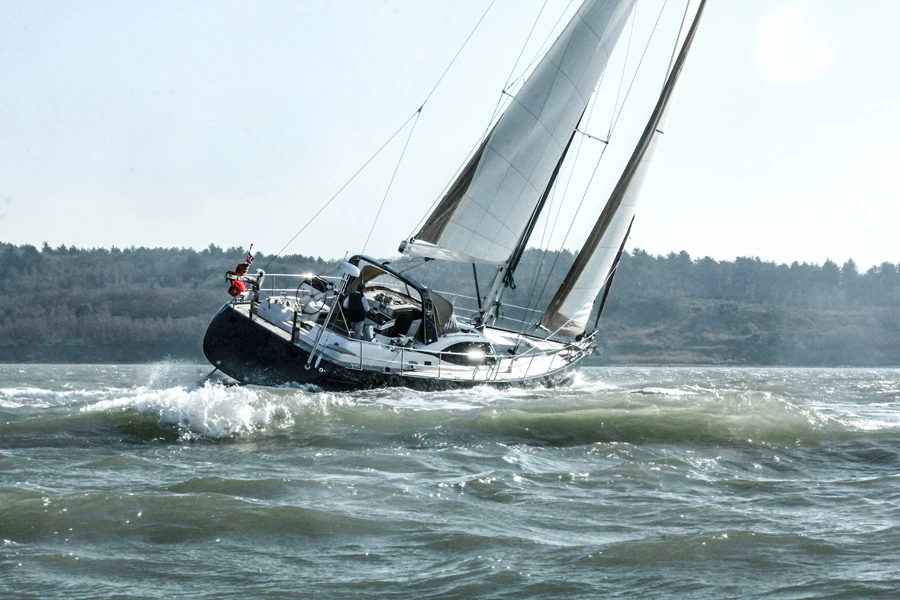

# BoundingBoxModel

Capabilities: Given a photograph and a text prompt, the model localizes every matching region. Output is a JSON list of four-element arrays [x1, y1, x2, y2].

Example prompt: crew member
[[343, 284, 370, 340], [225, 263, 250, 297]]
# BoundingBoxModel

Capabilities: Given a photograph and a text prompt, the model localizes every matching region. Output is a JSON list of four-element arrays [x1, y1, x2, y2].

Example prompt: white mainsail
[[402, 0, 638, 265], [540, 0, 707, 337]]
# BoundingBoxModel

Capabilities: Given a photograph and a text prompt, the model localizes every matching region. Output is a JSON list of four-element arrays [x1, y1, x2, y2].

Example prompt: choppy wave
[[4, 363, 900, 447], [84, 383, 306, 439], [0, 365, 893, 446], [0, 487, 392, 545], [0, 386, 114, 408], [3, 365, 900, 599], [67, 383, 807, 445]]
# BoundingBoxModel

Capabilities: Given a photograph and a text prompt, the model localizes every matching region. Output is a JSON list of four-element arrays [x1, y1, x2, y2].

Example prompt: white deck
[[232, 301, 591, 384]]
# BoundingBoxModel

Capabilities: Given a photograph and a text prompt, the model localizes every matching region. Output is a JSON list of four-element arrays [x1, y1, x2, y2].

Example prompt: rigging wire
[[609, 0, 670, 133], [487, 0, 551, 126], [261, 111, 420, 271], [382, 0, 495, 241], [408, 0, 566, 239], [266, 0, 497, 267], [523, 0, 670, 330], [513, 69, 608, 335], [501, 1, 678, 341], [513, 0, 644, 334], [362, 109, 422, 255], [504, 0, 578, 94], [421, 0, 497, 108], [526, 128, 610, 326], [495, 0, 594, 298], [527, 1, 603, 262], [493, 2, 640, 336], [608, 1, 639, 139]]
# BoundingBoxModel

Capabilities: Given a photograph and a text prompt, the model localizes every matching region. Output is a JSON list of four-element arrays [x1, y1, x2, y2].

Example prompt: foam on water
[[83, 383, 320, 439], [0, 386, 119, 409], [5, 363, 890, 447], [628, 386, 698, 396], [807, 400, 900, 432], [1, 387, 111, 401], [5, 365, 900, 599], [75, 369, 869, 445], [369, 370, 621, 413]]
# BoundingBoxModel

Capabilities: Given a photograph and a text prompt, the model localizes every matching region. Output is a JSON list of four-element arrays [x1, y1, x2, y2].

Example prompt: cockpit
[[344, 256, 459, 345]]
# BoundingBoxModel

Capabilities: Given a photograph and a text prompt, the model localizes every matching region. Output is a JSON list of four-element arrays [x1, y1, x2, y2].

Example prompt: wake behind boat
[[203, 0, 707, 389]]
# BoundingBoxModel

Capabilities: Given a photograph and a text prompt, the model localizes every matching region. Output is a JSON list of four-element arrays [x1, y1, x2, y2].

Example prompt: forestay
[[402, 0, 637, 265], [540, 0, 707, 337]]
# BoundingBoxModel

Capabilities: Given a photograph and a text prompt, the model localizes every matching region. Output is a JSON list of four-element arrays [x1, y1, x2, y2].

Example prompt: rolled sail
[[540, 0, 707, 337], [403, 0, 637, 265]]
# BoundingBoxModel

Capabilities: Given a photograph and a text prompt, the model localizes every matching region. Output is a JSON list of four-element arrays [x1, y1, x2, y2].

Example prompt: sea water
[[1, 364, 899, 598]]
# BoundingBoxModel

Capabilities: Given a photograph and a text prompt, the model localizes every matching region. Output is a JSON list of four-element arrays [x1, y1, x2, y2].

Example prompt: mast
[[475, 112, 583, 327], [401, 0, 638, 266], [540, 0, 708, 338]]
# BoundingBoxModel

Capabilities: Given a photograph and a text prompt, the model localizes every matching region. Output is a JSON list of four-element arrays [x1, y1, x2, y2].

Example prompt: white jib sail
[[403, 0, 638, 265]]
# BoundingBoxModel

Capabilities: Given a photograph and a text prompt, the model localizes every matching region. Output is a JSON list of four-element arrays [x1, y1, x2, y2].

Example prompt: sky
[[1, 0, 898, 269]]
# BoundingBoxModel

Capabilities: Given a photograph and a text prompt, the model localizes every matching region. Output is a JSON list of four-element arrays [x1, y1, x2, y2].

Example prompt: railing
[[256, 279, 544, 329], [432, 289, 547, 330], [316, 330, 591, 384], [262, 273, 343, 297], [248, 281, 591, 383], [243, 293, 589, 383], [432, 289, 541, 316]]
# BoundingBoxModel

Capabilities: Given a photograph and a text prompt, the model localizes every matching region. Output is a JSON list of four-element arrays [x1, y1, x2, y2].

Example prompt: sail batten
[[403, 0, 638, 265], [540, 0, 707, 338]]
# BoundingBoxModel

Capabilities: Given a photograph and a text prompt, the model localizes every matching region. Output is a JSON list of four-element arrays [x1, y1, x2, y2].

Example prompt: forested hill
[[2, 242, 898, 366]]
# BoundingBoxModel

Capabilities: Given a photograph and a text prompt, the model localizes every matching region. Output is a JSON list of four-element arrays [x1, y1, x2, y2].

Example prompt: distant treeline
[[1, 242, 898, 366]]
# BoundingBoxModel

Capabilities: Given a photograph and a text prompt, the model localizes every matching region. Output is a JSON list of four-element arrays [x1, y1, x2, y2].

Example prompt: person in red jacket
[[225, 263, 250, 297]]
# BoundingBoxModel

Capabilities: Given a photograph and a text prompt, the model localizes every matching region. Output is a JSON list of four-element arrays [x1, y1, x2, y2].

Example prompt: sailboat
[[203, 0, 706, 390]]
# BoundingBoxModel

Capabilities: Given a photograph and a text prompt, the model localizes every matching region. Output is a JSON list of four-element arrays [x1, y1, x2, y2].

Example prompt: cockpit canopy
[[348, 256, 458, 343]]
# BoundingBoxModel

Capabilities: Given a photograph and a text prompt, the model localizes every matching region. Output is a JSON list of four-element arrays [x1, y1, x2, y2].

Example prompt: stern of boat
[[203, 302, 330, 386]]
